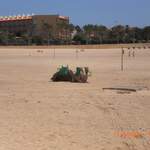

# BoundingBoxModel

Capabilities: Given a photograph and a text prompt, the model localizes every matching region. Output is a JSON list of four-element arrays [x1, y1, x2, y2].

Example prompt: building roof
[[58, 15, 69, 20], [0, 15, 32, 22], [0, 14, 69, 23]]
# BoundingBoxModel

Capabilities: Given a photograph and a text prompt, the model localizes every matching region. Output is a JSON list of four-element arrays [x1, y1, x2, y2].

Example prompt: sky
[[0, 0, 150, 27]]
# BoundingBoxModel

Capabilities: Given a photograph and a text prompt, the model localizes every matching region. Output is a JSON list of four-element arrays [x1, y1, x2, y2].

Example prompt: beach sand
[[0, 48, 150, 150]]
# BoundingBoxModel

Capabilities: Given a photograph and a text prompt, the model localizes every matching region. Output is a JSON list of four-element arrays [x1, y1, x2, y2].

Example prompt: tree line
[[73, 25, 150, 44], [0, 23, 150, 45]]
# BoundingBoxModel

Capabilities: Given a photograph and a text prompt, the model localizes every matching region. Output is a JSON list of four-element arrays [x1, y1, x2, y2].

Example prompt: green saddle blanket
[[58, 66, 69, 76]]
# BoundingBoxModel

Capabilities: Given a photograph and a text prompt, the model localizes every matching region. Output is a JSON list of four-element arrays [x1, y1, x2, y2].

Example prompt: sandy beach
[[0, 47, 150, 150]]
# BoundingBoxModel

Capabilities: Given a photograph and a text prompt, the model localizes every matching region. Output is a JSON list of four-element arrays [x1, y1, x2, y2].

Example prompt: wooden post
[[76, 49, 79, 59], [53, 48, 56, 59], [128, 50, 131, 57], [132, 51, 135, 57], [121, 48, 124, 71]]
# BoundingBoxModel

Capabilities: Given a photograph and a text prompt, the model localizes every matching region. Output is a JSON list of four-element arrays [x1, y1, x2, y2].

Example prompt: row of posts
[[52, 49, 79, 59], [121, 48, 136, 71], [52, 47, 142, 72]]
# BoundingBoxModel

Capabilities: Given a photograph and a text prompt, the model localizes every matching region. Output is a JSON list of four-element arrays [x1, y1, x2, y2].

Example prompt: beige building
[[0, 14, 70, 41]]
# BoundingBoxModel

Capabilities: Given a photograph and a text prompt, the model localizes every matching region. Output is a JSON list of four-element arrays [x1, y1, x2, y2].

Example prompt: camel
[[51, 66, 90, 83], [72, 67, 89, 83]]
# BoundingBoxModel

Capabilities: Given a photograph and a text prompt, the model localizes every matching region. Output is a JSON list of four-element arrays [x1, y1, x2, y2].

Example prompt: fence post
[[121, 48, 124, 71]]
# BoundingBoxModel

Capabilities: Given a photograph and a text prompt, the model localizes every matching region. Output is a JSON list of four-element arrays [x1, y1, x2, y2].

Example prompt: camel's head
[[84, 67, 91, 76], [84, 67, 89, 74]]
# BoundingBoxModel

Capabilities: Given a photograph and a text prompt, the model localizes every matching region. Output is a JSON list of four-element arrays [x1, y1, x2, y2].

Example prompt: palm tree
[[143, 26, 150, 42], [111, 25, 126, 43], [56, 22, 65, 43], [42, 22, 53, 45], [75, 25, 82, 33], [56, 22, 73, 44], [0, 30, 9, 45], [83, 24, 94, 44], [68, 23, 75, 40], [97, 25, 108, 44]]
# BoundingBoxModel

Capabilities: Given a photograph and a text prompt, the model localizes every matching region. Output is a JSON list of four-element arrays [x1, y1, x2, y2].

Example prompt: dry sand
[[0, 47, 150, 150]]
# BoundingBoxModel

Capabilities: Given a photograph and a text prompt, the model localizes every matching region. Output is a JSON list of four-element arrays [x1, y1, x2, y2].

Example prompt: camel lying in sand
[[51, 66, 90, 83]]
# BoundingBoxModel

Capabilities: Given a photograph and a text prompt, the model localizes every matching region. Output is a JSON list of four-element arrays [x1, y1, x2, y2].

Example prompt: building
[[0, 14, 70, 43]]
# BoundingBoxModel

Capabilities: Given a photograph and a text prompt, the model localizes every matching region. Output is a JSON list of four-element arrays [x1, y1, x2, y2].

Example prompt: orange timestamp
[[114, 131, 150, 138]]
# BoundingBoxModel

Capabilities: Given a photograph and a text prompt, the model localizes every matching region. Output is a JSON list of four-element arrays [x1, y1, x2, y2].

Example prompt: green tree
[[0, 30, 9, 45], [110, 25, 126, 43], [96, 25, 108, 44], [83, 24, 94, 44], [73, 32, 86, 44], [42, 22, 53, 45], [143, 26, 150, 42]]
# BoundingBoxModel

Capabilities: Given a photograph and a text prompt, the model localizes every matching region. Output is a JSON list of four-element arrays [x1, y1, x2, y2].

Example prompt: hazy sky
[[0, 0, 150, 27]]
